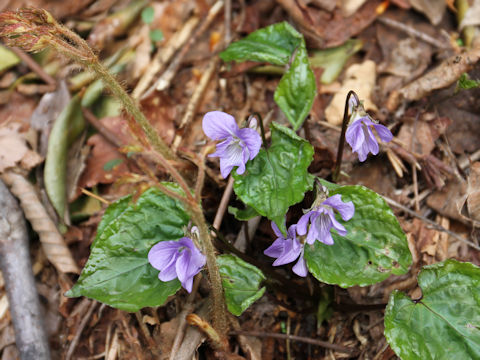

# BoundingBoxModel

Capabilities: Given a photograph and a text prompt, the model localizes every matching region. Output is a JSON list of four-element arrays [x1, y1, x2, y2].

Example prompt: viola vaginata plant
[[4, 10, 478, 358]]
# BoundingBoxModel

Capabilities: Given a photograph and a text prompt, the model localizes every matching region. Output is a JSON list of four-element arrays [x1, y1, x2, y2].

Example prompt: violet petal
[[264, 238, 286, 258], [346, 120, 365, 152], [297, 211, 313, 236], [273, 239, 302, 266], [365, 124, 379, 155], [237, 128, 262, 160], [323, 194, 354, 221], [373, 124, 393, 143], [316, 211, 334, 245], [292, 252, 308, 277], [202, 111, 238, 140], [148, 241, 181, 270], [271, 221, 284, 239]]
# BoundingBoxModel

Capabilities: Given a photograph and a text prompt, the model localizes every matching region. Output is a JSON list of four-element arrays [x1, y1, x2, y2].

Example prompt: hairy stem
[[190, 206, 227, 335], [32, 16, 229, 335], [87, 61, 175, 159]]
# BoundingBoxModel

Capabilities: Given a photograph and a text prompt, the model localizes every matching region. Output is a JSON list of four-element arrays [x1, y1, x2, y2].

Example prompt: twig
[[0, 179, 51, 360], [135, 311, 156, 348], [147, 0, 224, 95], [132, 16, 199, 99], [66, 300, 98, 360], [2, 172, 79, 274], [383, 195, 480, 251], [82, 108, 123, 148], [81, 188, 110, 205], [172, 57, 220, 152], [229, 330, 357, 355], [213, 176, 234, 230], [9, 46, 57, 86], [411, 113, 420, 212], [224, 0, 232, 45], [377, 17, 448, 49], [174, 300, 208, 360], [194, 150, 207, 203], [168, 275, 202, 360]]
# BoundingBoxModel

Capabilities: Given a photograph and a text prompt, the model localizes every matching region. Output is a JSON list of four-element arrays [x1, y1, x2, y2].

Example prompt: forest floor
[[0, 0, 479, 359]]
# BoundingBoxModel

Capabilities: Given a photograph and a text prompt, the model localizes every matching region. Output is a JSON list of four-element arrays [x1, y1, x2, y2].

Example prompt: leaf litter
[[0, 0, 479, 359]]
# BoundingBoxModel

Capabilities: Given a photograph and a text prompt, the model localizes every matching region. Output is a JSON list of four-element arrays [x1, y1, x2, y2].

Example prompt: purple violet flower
[[203, 111, 262, 178], [148, 237, 206, 293], [345, 113, 393, 162], [297, 194, 355, 245], [264, 222, 307, 277]]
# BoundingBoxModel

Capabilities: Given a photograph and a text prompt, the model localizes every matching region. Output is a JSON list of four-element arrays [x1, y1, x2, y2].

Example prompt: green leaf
[[217, 254, 265, 316], [309, 39, 363, 84], [149, 29, 164, 42], [457, 73, 480, 90], [45, 94, 85, 223], [66, 185, 190, 312], [220, 22, 302, 66], [141, 6, 154, 24], [103, 158, 123, 171], [0, 45, 20, 72], [228, 205, 260, 221], [233, 122, 314, 234], [274, 42, 317, 130], [385, 260, 480, 359], [304, 180, 412, 287]]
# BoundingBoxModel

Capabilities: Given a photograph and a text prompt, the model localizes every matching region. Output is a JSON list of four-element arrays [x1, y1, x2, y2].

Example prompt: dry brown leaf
[[341, 0, 368, 17], [128, 24, 152, 81], [459, 0, 480, 29], [426, 179, 467, 224], [388, 46, 480, 110], [381, 38, 431, 79], [466, 162, 480, 222], [397, 121, 434, 157], [325, 60, 377, 125], [77, 134, 130, 190], [276, 0, 382, 48], [409, 0, 446, 25], [0, 122, 42, 172], [2, 172, 79, 274]]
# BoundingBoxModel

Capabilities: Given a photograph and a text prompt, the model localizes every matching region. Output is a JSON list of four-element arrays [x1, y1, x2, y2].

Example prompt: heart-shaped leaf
[[304, 180, 412, 287], [219, 21, 302, 65], [274, 42, 317, 130], [385, 260, 480, 359], [233, 122, 314, 234], [66, 185, 189, 311]]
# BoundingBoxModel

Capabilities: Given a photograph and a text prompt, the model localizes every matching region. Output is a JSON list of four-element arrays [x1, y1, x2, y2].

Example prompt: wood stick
[[0, 179, 51, 360]]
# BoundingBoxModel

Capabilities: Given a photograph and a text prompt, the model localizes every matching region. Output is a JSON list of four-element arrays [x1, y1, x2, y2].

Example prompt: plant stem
[[332, 90, 358, 182], [189, 206, 227, 335], [48, 20, 228, 335], [88, 61, 175, 159]]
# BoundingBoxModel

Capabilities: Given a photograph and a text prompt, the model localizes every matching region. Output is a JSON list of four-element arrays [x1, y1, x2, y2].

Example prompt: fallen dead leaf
[[0, 122, 42, 172], [341, 0, 368, 17], [325, 60, 377, 125], [409, 0, 446, 25], [459, 0, 480, 29], [77, 134, 130, 190], [387, 47, 480, 111], [276, 0, 383, 48], [465, 162, 480, 222], [380, 37, 431, 79], [426, 179, 467, 224]]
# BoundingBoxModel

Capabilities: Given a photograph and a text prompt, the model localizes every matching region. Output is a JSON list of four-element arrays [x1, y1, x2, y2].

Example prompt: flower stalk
[[0, 8, 229, 336], [333, 90, 359, 182]]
